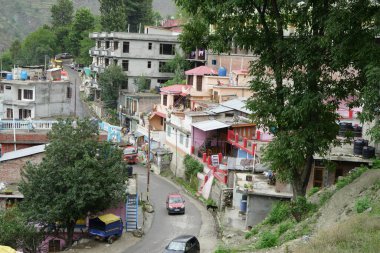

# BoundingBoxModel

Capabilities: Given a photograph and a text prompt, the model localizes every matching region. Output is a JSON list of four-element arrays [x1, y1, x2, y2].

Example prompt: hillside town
[[0, 1, 379, 253]]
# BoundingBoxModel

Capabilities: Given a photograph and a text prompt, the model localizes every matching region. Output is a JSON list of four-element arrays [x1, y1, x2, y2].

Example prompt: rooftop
[[0, 144, 46, 162], [160, 84, 192, 95], [185, 66, 218, 76]]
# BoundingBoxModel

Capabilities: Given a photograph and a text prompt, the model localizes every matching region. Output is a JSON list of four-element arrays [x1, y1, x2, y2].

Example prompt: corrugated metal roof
[[192, 120, 230, 131], [185, 66, 217, 76], [209, 105, 233, 114], [221, 99, 252, 114], [0, 144, 46, 162]]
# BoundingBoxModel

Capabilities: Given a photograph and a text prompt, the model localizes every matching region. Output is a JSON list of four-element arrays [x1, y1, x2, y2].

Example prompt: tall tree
[[68, 8, 95, 57], [99, 0, 127, 32], [51, 0, 74, 27], [9, 40, 22, 64], [22, 27, 57, 65], [124, 0, 154, 32], [99, 64, 127, 109], [176, 0, 380, 197], [19, 119, 128, 247]]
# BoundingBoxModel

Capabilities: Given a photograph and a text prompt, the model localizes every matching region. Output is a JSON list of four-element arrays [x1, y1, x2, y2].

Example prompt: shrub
[[319, 190, 334, 206], [183, 154, 204, 180], [265, 201, 291, 225], [355, 197, 371, 213], [277, 221, 295, 235], [290, 197, 316, 222], [307, 187, 320, 197], [336, 167, 368, 190], [245, 226, 259, 239], [256, 231, 279, 249]]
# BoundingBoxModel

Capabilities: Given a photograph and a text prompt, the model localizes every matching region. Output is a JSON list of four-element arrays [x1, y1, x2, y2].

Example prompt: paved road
[[124, 165, 216, 253], [64, 65, 91, 119]]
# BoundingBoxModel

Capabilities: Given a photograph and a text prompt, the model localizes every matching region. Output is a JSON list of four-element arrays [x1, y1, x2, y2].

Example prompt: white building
[[89, 28, 181, 92]]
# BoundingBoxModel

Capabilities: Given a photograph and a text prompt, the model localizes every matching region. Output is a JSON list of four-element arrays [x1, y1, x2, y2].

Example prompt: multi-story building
[[89, 29, 181, 92], [1, 78, 72, 120]]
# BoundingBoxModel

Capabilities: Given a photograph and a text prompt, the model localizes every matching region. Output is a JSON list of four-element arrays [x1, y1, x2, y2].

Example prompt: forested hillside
[[0, 0, 176, 51]]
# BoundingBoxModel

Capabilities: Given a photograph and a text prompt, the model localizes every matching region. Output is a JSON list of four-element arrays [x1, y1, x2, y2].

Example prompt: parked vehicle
[[166, 193, 185, 214], [123, 145, 138, 164], [88, 214, 123, 244], [163, 235, 200, 253], [75, 64, 85, 72], [55, 53, 72, 60]]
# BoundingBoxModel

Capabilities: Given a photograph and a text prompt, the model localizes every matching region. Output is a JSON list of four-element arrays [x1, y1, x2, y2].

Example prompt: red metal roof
[[160, 84, 192, 94], [185, 66, 217, 76], [161, 19, 182, 28]]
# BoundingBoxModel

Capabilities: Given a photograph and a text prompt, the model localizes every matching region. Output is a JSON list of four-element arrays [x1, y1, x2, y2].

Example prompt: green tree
[[136, 75, 151, 91], [99, 0, 127, 32], [51, 0, 74, 27], [22, 27, 57, 65], [178, 14, 209, 54], [9, 40, 22, 64], [0, 51, 13, 71], [0, 207, 44, 253], [124, 0, 154, 32], [99, 65, 127, 109], [54, 26, 71, 53], [19, 119, 128, 248], [77, 36, 95, 65], [176, 0, 380, 197], [162, 53, 190, 87]]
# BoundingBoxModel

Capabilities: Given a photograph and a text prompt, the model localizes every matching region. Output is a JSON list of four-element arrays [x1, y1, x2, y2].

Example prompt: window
[[105, 41, 110, 49], [148, 42, 152, 50], [19, 109, 31, 119], [159, 44, 175, 55], [147, 61, 151, 68], [179, 134, 184, 144], [24, 89, 33, 100], [66, 87, 72, 98], [105, 58, 110, 66], [5, 86, 11, 90], [123, 42, 130, 53], [167, 125, 171, 137], [163, 95, 168, 106], [196, 76, 202, 91], [188, 75, 193, 85], [121, 79, 128, 90], [6, 108, 13, 119], [122, 60, 129, 71], [97, 41, 101, 48], [185, 135, 189, 147], [212, 59, 217, 65], [18, 89, 22, 100], [114, 41, 119, 50], [159, 62, 167, 72]]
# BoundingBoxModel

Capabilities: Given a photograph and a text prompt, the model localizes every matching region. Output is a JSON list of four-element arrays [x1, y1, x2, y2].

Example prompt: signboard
[[211, 155, 219, 166]]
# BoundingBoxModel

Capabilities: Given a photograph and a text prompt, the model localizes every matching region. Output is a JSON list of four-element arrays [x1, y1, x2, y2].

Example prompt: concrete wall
[[0, 132, 48, 156], [246, 195, 287, 227], [209, 179, 224, 207], [166, 124, 192, 155], [207, 53, 258, 74], [0, 153, 44, 183]]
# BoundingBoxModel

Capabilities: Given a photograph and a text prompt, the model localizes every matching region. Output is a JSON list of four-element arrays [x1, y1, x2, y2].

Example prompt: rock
[[302, 235, 310, 242], [145, 204, 154, 213], [85, 246, 91, 249], [364, 207, 372, 213], [225, 233, 234, 238]]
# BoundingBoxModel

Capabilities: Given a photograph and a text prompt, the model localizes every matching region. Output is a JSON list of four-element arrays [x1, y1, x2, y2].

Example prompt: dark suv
[[163, 235, 200, 253]]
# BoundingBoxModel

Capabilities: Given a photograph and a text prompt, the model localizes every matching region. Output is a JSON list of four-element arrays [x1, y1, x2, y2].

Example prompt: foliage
[[162, 53, 190, 87], [0, 52, 13, 71], [355, 197, 371, 213], [277, 221, 295, 236], [255, 231, 279, 249], [245, 226, 260, 239], [124, 0, 155, 32], [183, 154, 204, 180], [9, 40, 22, 64], [176, 0, 380, 198], [98, 64, 127, 109], [290, 197, 316, 222], [19, 119, 128, 247], [336, 167, 368, 190], [99, 0, 127, 32], [0, 207, 44, 252], [51, 0, 74, 27], [265, 201, 291, 225], [178, 14, 210, 53], [21, 27, 57, 65], [77, 36, 94, 65], [307, 187, 320, 197], [206, 198, 216, 207], [319, 190, 334, 206], [137, 75, 151, 92]]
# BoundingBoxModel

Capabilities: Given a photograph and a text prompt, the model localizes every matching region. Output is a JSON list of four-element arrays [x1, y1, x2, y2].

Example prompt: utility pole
[[175, 128, 178, 177], [146, 124, 151, 202], [74, 79, 77, 117]]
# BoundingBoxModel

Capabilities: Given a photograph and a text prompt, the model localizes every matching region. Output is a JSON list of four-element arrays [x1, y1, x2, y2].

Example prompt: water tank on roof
[[20, 70, 28, 80], [6, 73, 13, 80], [218, 66, 227, 76]]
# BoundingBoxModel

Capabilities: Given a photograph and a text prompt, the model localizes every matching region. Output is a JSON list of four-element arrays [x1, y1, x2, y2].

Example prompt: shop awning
[[192, 120, 230, 131]]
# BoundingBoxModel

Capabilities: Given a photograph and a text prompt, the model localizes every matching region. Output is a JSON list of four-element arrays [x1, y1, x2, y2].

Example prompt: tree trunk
[[65, 220, 76, 249], [292, 155, 314, 198]]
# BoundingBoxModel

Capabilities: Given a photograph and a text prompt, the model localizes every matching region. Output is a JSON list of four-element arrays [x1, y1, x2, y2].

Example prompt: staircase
[[126, 194, 138, 231]]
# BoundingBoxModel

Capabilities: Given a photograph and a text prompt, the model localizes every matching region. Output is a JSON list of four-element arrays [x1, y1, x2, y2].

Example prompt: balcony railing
[[0, 120, 58, 130]]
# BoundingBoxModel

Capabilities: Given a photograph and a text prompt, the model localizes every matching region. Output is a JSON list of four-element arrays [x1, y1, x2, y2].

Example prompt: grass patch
[[255, 231, 279, 249], [319, 190, 334, 206], [277, 220, 295, 235], [293, 215, 380, 253], [264, 201, 291, 225], [336, 167, 368, 190], [307, 187, 320, 197], [355, 197, 371, 213], [245, 226, 260, 239]]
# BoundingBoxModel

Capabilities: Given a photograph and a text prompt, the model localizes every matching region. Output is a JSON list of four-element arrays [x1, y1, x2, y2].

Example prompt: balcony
[[0, 119, 57, 130], [227, 129, 272, 156]]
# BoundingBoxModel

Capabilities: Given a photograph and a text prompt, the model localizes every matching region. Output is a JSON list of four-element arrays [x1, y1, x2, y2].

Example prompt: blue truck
[[88, 214, 123, 244]]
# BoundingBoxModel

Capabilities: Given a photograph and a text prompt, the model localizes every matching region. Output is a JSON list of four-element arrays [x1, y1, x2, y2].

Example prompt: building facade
[[89, 31, 181, 92]]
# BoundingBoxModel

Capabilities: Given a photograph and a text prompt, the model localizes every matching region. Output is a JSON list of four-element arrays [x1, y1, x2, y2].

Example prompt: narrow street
[[125, 164, 217, 253]]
